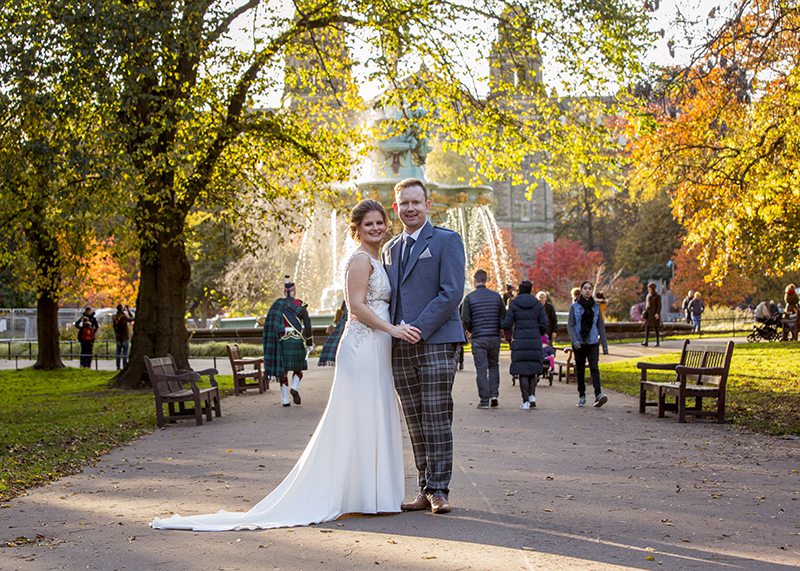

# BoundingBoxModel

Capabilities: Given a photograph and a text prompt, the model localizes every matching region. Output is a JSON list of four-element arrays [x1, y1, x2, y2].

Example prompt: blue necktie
[[402, 237, 415, 273]]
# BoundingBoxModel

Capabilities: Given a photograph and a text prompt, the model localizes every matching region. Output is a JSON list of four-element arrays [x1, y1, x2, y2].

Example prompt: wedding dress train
[[151, 252, 404, 531]]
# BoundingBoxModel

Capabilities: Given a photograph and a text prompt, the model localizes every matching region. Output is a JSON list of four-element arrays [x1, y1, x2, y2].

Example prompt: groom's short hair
[[394, 178, 429, 200], [473, 269, 488, 284]]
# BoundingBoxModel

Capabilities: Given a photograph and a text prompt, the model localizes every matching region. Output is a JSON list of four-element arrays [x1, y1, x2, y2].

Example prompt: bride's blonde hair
[[349, 199, 388, 241]]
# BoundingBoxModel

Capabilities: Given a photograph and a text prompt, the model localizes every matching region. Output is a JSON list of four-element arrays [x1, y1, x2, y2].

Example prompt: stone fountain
[[295, 105, 515, 314]]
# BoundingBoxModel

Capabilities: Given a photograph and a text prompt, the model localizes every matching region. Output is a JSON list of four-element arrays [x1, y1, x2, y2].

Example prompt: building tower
[[488, 10, 554, 265]]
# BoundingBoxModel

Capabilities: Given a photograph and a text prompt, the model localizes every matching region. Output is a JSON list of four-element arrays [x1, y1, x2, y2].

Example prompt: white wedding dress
[[151, 251, 404, 531]]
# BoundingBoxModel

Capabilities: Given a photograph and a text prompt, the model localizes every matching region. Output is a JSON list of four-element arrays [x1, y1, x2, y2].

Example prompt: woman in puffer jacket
[[501, 280, 548, 410]]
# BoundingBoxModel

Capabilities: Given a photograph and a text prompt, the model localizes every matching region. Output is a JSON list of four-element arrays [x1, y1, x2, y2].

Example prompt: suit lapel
[[387, 236, 402, 288]]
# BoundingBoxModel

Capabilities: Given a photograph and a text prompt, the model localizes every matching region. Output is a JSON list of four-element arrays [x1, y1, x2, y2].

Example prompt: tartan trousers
[[392, 340, 459, 495]]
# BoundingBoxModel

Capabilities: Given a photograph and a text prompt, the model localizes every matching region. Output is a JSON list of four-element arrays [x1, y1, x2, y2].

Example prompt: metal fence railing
[[3, 341, 224, 372]]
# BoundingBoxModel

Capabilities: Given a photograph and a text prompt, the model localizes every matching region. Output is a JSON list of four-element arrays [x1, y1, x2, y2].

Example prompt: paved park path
[[1, 339, 798, 570]]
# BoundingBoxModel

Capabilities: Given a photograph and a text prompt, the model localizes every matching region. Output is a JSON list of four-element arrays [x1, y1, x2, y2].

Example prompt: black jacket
[[461, 285, 506, 338], [501, 293, 548, 376], [544, 301, 557, 340]]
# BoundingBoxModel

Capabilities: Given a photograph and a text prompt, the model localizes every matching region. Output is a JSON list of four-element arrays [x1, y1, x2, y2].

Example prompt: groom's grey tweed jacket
[[383, 221, 466, 345]]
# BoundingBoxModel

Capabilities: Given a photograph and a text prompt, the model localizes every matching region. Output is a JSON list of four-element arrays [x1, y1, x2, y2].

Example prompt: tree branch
[[206, 0, 261, 47], [178, 11, 359, 213]]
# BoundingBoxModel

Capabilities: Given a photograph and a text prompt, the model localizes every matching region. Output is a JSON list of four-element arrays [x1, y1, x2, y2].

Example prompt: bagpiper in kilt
[[263, 277, 313, 407]]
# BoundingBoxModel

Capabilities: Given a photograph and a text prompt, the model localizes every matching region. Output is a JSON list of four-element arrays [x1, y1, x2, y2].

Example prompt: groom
[[383, 178, 466, 515]]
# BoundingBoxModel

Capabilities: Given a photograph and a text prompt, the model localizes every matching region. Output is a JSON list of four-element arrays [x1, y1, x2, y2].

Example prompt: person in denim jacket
[[567, 281, 609, 408]]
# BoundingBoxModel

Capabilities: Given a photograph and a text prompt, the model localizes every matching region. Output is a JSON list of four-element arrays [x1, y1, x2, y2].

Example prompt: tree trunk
[[116, 239, 191, 388], [28, 220, 65, 370], [33, 290, 64, 370], [583, 185, 594, 251]]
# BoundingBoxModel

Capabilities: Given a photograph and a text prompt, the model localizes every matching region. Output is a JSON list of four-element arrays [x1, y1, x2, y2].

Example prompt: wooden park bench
[[226, 343, 267, 395], [638, 340, 734, 423], [144, 354, 222, 427], [553, 347, 576, 384]]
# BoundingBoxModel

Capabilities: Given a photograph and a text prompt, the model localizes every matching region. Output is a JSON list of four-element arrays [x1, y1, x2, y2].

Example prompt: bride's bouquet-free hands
[[391, 323, 422, 344]]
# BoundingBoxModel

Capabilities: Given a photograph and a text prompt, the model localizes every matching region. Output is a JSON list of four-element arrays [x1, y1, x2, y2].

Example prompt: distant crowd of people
[[72, 304, 134, 369], [752, 283, 799, 341], [460, 273, 609, 412]]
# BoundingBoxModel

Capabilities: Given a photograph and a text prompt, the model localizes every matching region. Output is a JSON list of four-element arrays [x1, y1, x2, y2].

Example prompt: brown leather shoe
[[401, 493, 431, 511], [427, 492, 451, 514]]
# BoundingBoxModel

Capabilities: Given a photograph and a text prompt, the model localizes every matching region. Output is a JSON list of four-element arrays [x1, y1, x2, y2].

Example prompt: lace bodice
[[343, 250, 391, 311], [343, 250, 391, 347]]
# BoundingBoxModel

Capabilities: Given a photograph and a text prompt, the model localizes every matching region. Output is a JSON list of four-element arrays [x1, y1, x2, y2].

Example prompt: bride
[[151, 199, 421, 531]]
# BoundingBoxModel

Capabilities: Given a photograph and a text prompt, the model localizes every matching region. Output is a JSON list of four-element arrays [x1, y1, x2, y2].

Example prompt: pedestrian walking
[[688, 291, 705, 333], [642, 283, 661, 347], [501, 280, 548, 410], [74, 307, 99, 368], [461, 269, 506, 408], [536, 291, 558, 342], [567, 281, 609, 408], [263, 276, 314, 407], [112, 304, 135, 370], [682, 290, 695, 324]]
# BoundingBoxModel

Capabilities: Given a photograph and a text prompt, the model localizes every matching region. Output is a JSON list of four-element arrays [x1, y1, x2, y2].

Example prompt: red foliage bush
[[527, 239, 604, 309]]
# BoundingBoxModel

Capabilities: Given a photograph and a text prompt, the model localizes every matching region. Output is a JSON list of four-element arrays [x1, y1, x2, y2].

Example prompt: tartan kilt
[[279, 337, 308, 371], [318, 314, 346, 366]]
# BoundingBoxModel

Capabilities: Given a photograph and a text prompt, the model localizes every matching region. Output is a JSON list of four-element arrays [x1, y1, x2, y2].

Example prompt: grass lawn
[[601, 341, 800, 436], [0, 367, 233, 502]]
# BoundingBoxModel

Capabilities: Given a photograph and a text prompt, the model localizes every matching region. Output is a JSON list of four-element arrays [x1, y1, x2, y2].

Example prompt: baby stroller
[[747, 313, 782, 342]]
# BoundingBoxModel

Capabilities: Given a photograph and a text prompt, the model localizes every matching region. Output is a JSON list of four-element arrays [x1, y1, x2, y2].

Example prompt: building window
[[515, 191, 532, 222]]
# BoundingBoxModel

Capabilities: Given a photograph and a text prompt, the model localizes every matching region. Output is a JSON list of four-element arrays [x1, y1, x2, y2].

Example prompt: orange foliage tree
[[62, 238, 138, 308], [632, 1, 800, 283], [670, 242, 755, 307]]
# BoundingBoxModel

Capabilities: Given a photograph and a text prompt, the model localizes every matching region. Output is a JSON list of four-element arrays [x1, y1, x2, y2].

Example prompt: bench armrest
[[194, 368, 219, 387], [175, 366, 219, 387], [192, 367, 219, 376]]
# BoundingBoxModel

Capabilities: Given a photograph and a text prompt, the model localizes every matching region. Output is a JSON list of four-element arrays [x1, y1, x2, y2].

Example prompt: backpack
[[113, 314, 126, 335], [80, 325, 95, 342]]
